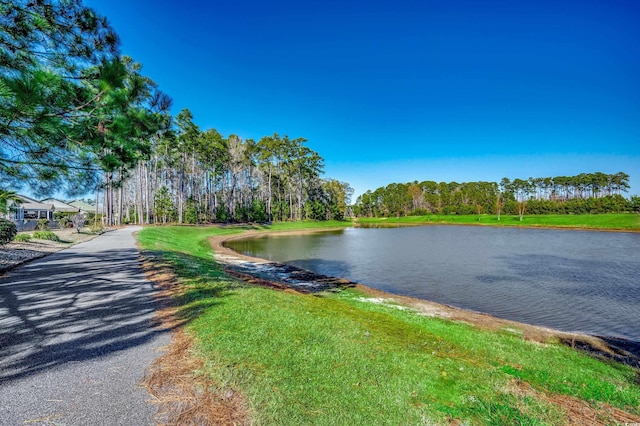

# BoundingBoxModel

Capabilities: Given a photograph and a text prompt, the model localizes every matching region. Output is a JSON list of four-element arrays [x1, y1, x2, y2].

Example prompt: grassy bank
[[356, 213, 640, 230], [137, 223, 640, 424]]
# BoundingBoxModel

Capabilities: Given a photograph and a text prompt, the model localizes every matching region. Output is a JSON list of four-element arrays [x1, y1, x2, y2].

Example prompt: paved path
[[0, 227, 169, 425]]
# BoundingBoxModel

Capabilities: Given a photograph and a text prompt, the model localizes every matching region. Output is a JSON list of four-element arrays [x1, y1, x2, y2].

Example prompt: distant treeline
[[353, 172, 639, 217], [120, 124, 354, 225]]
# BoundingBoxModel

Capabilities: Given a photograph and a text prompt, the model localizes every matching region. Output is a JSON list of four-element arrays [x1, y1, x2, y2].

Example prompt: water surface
[[227, 226, 640, 340]]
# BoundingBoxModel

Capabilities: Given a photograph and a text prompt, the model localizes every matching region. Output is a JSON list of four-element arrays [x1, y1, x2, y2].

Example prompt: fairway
[[356, 213, 640, 231]]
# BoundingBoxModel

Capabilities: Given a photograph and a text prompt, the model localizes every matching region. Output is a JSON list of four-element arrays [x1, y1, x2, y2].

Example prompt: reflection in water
[[226, 226, 640, 340]]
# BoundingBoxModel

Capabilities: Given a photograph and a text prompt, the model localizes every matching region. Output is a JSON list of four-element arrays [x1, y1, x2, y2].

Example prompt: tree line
[[114, 110, 353, 225], [0, 0, 352, 225], [353, 172, 638, 218]]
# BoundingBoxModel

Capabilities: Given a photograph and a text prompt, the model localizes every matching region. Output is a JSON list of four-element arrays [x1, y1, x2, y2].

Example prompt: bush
[[0, 219, 18, 245], [87, 226, 106, 234], [70, 214, 86, 232], [87, 226, 105, 235], [183, 205, 198, 224], [411, 208, 432, 216], [32, 230, 60, 241], [37, 219, 49, 230], [13, 233, 32, 242]]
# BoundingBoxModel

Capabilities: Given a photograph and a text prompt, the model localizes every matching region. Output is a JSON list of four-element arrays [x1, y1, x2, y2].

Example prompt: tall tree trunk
[[94, 189, 99, 229], [144, 162, 150, 224], [105, 172, 113, 226], [178, 164, 184, 224], [267, 166, 272, 222], [118, 170, 124, 226], [136, 163, 144, 225]]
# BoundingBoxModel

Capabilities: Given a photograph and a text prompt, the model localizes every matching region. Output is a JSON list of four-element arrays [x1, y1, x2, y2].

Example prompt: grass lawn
[[356, 213, 640, 230], [137, 223, 640, 425]]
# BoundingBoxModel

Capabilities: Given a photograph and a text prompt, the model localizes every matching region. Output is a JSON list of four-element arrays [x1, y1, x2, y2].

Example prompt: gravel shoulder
[[0, 229, 100, 273]]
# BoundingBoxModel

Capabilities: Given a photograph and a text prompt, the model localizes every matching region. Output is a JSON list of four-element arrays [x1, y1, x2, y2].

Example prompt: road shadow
[[0, 246, 175, 384]]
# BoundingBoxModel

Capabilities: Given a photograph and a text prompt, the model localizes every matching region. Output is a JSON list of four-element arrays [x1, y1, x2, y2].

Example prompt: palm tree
[[0, 190, 22, 219]]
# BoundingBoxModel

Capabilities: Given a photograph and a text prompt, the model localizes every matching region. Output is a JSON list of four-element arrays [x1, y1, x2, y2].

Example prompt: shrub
[[0, 219, 18, 245], [183, 204, 198, 224], [13, 233, 32, 242], [70, 214, 86, 232], [32, 230, 60, 241], [37, 219, 49, 230]]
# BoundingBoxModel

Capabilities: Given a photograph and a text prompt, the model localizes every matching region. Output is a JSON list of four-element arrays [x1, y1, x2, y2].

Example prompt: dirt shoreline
[[211, 228, 640, 367]]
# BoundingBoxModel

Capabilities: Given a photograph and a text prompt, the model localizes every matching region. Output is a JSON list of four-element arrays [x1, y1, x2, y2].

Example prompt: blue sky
[[85, 0, 640, 198]]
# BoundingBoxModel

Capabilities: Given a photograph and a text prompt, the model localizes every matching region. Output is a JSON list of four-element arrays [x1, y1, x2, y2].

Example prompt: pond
[[226, 226, 640, 341]]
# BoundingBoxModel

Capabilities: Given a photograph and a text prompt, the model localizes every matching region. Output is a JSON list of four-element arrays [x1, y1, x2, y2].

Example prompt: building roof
[[41, 198, 80, 213], [22, 202, 55, 211], [56, 207, 81, 213], [68, 200, 96, 212], [17, 195, 40, 204]]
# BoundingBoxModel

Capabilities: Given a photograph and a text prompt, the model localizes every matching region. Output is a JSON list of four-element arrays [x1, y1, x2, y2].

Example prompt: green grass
[[13, 233, 32, 242], [357, 213, 640, 230], [271, 220, 353, 229], [137, 224, 640, 425], [31, 230, 60, 241]]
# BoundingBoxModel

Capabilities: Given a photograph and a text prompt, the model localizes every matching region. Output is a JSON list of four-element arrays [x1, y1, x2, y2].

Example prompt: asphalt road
[[0, 227, 170, 425]]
